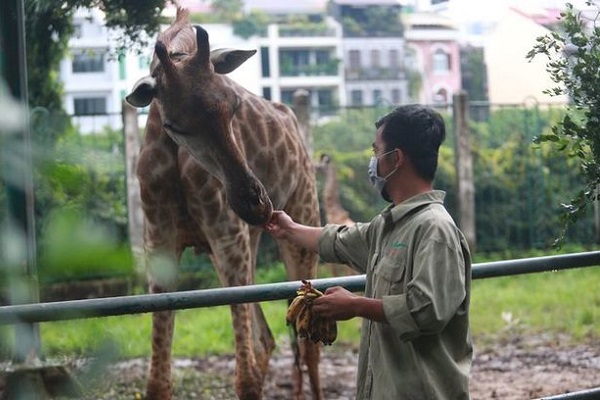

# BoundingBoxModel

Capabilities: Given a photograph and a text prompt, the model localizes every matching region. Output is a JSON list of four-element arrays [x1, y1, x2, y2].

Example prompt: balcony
[[345, 67, 407, 81], [279, 24, 337, 38], [281, 60, 340, 77]]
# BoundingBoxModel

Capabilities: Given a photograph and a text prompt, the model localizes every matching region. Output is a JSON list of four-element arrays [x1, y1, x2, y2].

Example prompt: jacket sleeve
[[318, 222, 371, 274]]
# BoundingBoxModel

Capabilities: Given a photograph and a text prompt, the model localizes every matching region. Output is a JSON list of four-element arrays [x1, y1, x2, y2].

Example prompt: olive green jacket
[[318, 190, 472, 400]]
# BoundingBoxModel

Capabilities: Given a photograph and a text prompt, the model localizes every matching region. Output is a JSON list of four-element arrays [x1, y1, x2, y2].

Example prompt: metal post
[[0, 0, 40, 360], [453, 91, 476, 251], [121, 101, 144, 266], [595, 184, 600, 244]]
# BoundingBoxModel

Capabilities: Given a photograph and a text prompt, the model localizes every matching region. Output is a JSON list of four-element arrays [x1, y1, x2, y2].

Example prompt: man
[[265, 104, 472, 399]]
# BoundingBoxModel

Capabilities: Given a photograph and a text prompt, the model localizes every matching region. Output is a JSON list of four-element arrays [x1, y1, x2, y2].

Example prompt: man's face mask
[[368, 149, 398, 202]]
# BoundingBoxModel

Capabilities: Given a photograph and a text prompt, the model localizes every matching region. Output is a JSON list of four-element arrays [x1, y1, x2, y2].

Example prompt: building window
[[432, 49, 450, 72], [261, 47, 270, 78], [389, 49, 399, 68], [317, 89, 333, 109], [74, 97, 107, 115], [281, 89, 295, 105], [391, 88, 401, 104], [370, 49, 381, 68], [118, 52, 126, 80], [138, 55, 151, 70], [280, 50, 310, 76], [316, 50, 331, 64], [349, 50, 361, 69], [262, 87, 272, 100], [72, 50, 105, 73], [351, 89, 363, 106], [73, 24, 82, 39], [373, 89, 383, 104]]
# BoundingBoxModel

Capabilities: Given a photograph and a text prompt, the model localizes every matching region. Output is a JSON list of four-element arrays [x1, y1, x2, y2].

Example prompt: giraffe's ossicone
[[126, 7, 322, 400]]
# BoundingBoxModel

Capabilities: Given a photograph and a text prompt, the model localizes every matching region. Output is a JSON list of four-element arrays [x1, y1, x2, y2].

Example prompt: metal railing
[[1, 251, 599, 324], [537, 387, 600, 400], [1, 251, 599, 399]]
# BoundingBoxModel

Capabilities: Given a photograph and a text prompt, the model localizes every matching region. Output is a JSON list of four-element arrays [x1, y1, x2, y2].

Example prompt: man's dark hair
[[375, 104, 446, 181]]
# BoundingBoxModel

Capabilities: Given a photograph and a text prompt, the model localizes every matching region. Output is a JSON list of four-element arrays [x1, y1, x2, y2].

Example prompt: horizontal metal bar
[[536, 387, 600, 399], [0, 251, 598, 325], [472, 250, 600, 279], [0, 275, 364, 325]]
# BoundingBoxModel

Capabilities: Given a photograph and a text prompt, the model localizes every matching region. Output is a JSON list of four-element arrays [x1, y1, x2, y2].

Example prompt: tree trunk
[[453, 91, 477, 252]]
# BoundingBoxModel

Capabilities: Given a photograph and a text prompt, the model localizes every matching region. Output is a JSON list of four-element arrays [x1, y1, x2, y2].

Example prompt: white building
[[60, 8, 152, 133], [256, 19, 346, 111], [61, 3, 439, 132], [59, 7, 347, 132]]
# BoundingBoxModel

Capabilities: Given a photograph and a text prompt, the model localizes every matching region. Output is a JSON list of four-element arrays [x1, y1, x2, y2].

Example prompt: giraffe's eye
[[169, 51, 188, 61]]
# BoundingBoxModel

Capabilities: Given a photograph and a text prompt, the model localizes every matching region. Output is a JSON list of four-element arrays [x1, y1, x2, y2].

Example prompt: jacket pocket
[[374, 252, 406, 295]]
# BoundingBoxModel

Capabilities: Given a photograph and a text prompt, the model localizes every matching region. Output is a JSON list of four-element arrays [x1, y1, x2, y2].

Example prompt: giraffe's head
[[126, 23, 273, 226], [314, 153, 331, 175]]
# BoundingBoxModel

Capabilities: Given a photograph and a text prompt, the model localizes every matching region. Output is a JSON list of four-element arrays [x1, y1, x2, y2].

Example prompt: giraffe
[[315, 153, 356, 277], [125, 8, 322, 400]]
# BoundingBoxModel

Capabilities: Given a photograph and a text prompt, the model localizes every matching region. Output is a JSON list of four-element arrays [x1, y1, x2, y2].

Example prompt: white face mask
[[367, 149, 398, 202]]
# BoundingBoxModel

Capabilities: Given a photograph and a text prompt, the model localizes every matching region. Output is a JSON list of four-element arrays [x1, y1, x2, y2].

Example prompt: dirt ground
[[1, 334, 599, 399]]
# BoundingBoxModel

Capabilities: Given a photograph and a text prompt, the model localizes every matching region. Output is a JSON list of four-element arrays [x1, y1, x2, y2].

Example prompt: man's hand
[[313, 286, 388, 323], [264, 210, 294, 239], [312, 286, 359, 321], [263, 210, 323, 252]]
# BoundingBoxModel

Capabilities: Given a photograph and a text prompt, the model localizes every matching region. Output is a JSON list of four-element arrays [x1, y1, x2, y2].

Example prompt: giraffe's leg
[[229, 303, 261, 400], [248, 229, 276, 375], [146, 308, 175, 400], [145, 252, 178, 400], [277, 230, 322, 398], [209, 229, 274, 400], [278, 181, 323, 400], [137, 121, 181, 400], [250, 302, 276, 375], [277, 238, 323, 400]]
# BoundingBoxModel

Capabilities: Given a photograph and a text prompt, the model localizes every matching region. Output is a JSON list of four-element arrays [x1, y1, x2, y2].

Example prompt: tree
[[233, 10, 269, 39], [211, 0, 243, 21], [460, 46, 488, 102], [21, 0, 167, 258], [526, 1, 600, 246], [25, 0, 166, 113]]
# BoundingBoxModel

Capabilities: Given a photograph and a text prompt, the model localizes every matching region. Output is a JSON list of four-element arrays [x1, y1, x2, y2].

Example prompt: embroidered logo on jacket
[[387, 241, 407, 257]]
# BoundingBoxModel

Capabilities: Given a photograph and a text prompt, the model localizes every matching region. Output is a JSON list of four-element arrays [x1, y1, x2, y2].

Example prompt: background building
[[484, 7, 568, 105], [59, 0, 473, 131], [330, 0, 410, 106], [60, 8, 151, 132], [403, 11, 461, 104]]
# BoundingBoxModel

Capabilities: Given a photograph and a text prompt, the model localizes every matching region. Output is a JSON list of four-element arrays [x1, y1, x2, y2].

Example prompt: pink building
[[403, 12, 462, 105]]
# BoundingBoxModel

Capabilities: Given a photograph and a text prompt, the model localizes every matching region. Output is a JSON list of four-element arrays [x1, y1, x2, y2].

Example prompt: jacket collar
[[381, 190, 446, 224]]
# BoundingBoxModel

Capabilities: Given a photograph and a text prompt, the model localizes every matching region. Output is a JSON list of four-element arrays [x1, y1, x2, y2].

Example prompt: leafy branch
[[526, 1, 600, 247]]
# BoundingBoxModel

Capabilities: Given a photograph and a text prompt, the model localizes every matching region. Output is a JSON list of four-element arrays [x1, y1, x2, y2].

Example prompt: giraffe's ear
[[126, 76, 156, 107], [210, 48, 257, 74]]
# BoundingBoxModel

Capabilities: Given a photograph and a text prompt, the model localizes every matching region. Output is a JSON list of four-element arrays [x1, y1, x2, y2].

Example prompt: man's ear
[[394, 148, 404, 168]]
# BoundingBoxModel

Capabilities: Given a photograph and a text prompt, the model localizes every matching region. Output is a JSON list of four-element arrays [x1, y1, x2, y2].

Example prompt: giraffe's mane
[[175, 7, 190, 23]]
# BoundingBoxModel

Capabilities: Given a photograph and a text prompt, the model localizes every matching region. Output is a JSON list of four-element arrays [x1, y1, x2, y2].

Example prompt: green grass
[[36, 300, 363, 359], [471, 266, 600, 346], [2, 251, 599, 360]]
